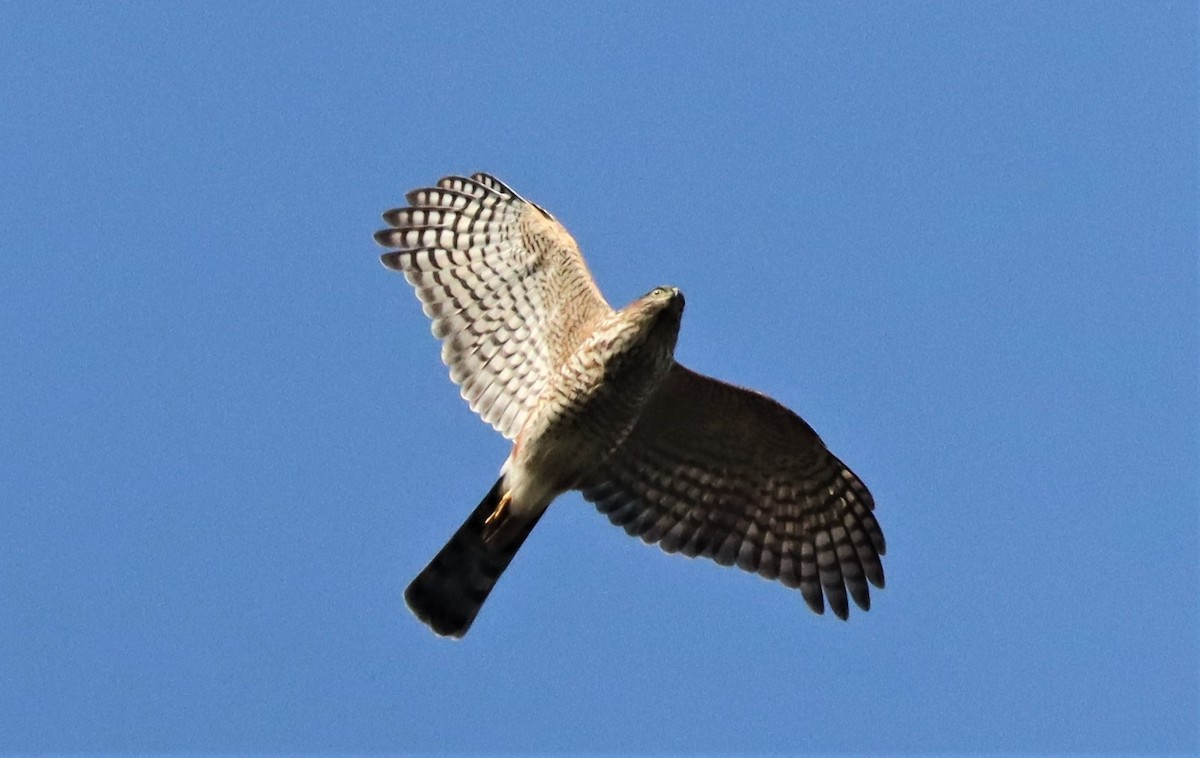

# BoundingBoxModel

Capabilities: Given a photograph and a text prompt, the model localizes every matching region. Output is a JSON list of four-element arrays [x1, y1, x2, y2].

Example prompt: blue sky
[[1, 1, 1196, 752]]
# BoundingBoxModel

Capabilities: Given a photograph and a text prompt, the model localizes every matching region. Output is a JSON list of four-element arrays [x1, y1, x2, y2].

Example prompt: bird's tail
[[404, 478, 544, 638]]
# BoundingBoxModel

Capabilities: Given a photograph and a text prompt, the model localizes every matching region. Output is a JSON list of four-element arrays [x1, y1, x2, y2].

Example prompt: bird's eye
[[651, 287, 667, 297]]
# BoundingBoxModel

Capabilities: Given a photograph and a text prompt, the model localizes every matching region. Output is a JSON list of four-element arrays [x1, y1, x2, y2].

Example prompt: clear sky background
[[1, 1, 1196, 753]]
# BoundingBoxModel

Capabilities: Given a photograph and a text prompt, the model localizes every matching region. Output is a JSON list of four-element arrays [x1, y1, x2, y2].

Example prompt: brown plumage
[[376, 173, 884, 637]]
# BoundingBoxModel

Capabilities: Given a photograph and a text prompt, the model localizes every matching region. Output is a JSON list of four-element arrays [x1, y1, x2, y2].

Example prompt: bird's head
[[631, 285, 685, 346], [640, 285, 685, 320]]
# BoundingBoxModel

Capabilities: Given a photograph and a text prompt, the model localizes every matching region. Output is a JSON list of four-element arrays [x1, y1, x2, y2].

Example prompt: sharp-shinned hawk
[[375, 173, 885, 638]]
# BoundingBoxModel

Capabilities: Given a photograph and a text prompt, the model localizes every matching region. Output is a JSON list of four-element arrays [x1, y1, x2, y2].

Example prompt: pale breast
[[514, 311, 678, 493]]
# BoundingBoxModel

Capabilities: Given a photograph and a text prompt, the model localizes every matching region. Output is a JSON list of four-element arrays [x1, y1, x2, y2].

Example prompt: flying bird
[[375, 173, 885, 637]]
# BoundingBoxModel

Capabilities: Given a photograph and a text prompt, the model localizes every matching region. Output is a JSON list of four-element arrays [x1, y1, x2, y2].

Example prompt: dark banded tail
[[404, 479, 544, 638]]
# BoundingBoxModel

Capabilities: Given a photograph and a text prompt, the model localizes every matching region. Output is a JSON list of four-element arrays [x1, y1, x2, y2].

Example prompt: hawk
[[375, 173, 885, 638]]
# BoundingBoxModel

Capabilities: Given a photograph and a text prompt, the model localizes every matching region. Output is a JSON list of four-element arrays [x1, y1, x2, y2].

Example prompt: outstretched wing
[[376, 173, 612, 439], [579, 364, 885, 619]]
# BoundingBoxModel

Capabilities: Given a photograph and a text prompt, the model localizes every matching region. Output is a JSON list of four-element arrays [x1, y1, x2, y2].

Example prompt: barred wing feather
[[376, 173, 612, 440], [580, 364, 885, 619]]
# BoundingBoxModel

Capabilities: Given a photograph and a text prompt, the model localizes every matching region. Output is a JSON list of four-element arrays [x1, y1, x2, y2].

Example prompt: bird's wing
[[579, 363, 884, 619], [376, 173, 613, 439]]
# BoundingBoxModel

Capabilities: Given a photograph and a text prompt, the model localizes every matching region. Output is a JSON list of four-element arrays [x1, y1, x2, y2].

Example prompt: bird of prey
[[375, 173, 885, 638]]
